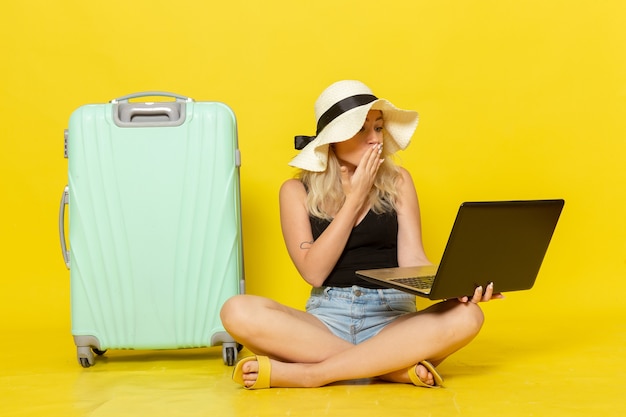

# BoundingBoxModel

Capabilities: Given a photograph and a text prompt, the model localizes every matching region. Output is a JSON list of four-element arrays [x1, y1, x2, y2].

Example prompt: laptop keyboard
[[390, 276, 435, 290]]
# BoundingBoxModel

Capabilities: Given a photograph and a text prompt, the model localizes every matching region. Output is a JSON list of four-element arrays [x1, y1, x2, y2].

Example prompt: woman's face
[[333, 110, 383, 169]]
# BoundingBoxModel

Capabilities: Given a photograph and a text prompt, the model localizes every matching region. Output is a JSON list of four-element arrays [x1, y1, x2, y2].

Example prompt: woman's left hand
[[457, 282, 505, 303]]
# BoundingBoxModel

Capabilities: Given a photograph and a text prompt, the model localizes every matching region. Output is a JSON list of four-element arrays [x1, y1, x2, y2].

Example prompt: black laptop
[[356, 199, 564, 300]]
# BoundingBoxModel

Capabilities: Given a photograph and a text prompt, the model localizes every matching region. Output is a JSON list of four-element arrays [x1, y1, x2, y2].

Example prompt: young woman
[[220, 80, 502, 389]]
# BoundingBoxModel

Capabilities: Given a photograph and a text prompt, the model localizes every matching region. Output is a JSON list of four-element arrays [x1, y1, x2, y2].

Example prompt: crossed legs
[[220, 294, 484, 388]]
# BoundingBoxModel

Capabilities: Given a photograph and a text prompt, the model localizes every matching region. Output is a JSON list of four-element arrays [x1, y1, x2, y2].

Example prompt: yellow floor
[[1, 303, 624, 417]]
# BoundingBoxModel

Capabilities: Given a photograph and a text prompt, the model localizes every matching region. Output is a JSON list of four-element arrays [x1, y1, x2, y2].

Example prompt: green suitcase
[[59, 92, 244, 367]]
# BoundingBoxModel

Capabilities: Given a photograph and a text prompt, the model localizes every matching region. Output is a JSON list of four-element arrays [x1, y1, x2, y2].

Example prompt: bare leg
[[377, 301, 482, 384], [227, 299, 485, 388], [220, 294, 354, 363]]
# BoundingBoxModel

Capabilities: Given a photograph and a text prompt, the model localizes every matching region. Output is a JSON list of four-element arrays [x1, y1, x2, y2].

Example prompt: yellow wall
[[1, 0, 625, 330]]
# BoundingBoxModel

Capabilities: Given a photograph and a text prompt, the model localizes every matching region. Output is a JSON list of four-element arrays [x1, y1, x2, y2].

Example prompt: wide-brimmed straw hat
[[289, 80, 419, 172]]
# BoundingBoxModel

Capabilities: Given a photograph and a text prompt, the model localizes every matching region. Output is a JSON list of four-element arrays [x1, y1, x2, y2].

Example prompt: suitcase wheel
[[222, 343, 243, 366], [77, 346, 95, 368], [93, 348, 107, 356], [76, 346, 106, 368], [223, 346, 236, 366]]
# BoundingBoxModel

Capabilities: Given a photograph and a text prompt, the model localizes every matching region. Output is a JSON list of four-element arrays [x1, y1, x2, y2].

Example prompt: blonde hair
[[297, 146, 401, 220]]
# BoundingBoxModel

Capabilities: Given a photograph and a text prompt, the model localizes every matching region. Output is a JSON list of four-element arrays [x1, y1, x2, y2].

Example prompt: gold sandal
[[408, 360, 444, 388], [232, 356, 272, 389]]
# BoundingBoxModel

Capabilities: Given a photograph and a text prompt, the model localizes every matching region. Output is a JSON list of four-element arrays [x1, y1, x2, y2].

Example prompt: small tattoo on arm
[[299, 240, 314, 249]]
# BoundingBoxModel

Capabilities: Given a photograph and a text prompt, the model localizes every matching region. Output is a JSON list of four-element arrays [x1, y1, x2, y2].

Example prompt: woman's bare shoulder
[[397, 166, 413, 179], [280, 178, 305, 193], [396, 167, 416, 189]]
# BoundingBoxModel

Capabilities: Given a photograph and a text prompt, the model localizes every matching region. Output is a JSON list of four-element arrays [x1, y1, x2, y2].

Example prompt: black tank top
[[309, 210, 398, 288]]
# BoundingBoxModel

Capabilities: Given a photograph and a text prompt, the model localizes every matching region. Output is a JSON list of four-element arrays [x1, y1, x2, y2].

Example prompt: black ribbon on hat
[[294, 94, 378, 150], [294, 135, 315, 150]]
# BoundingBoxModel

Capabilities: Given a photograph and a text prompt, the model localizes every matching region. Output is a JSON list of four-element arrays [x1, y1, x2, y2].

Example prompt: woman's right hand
[[340, 143, 383, 202]]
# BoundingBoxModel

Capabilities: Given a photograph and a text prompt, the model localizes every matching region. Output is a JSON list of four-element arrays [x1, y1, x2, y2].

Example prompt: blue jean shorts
[[306, 285, 416, 345]]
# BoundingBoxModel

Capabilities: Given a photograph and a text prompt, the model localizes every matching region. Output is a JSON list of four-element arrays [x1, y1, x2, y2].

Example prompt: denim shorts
[[306, 285, 416, 345]]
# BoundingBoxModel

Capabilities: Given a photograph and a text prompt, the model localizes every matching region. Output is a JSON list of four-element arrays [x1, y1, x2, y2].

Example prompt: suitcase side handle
[[59, 186, 70, 269], [111, 91, 192, 103]]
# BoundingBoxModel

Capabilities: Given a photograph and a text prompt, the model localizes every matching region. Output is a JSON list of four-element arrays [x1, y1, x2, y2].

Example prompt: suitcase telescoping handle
[[59, 186, 70, 269], [110, 91, 192, 103], [111, 92, 191, 127]]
